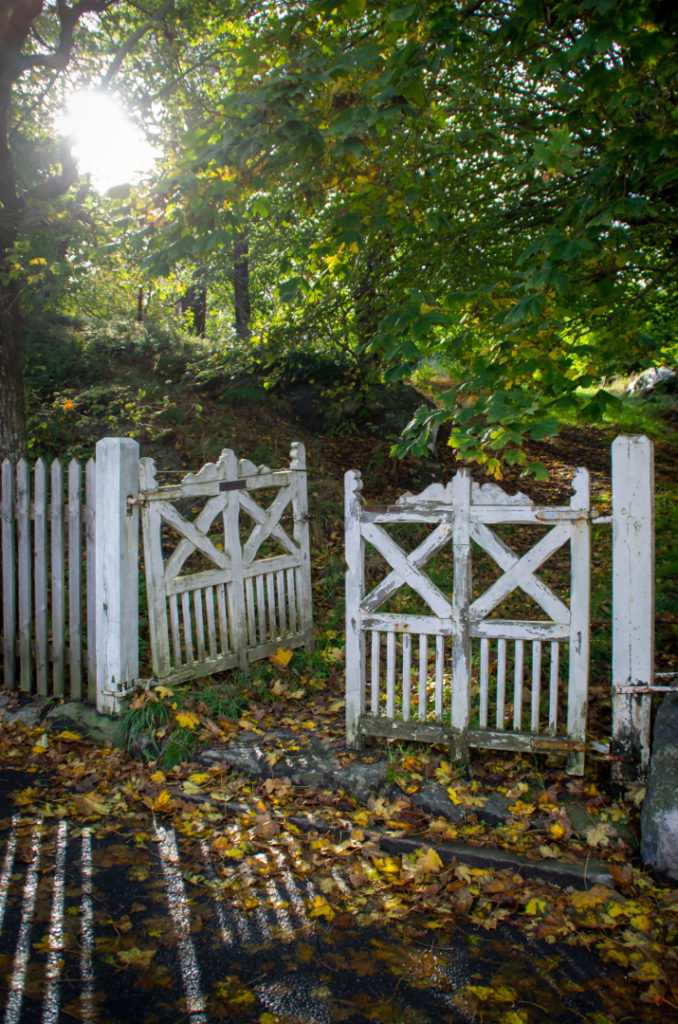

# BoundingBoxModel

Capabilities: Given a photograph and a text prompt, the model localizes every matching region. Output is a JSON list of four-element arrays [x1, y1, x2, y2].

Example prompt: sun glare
[[59, 89, 158, 191]]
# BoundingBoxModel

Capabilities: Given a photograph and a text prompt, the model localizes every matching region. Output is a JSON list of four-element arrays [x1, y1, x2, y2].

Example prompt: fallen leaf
[[269, 647, 293, 668]]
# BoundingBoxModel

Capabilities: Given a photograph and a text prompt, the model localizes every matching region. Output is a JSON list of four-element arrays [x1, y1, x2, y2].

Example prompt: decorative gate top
[[141, 444, 312, 683], [345, 467, 590, 773]]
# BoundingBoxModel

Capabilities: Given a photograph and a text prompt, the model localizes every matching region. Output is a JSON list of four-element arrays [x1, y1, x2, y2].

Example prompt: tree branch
[[25, 140, 77, 200], [99, 0, 174, 88]]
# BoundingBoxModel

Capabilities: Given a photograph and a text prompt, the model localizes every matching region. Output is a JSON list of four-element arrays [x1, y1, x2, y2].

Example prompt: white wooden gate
[[345, 467, 590, 773], [141, 444, 313, 683]]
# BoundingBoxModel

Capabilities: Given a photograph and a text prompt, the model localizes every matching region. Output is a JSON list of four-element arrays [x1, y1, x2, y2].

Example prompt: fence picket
[[1, 460, 16, 689], [68, 460, 82, 697], [34, 459, 48, 695], [50, 460, 65, 695], [17, 459, 31, 691], [85, 458, 96, 701]]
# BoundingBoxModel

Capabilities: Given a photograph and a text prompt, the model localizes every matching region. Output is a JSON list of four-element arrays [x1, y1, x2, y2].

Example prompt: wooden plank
[[386, 631, 396, 718], [479, 638, 489, 728], [370, 630, 380, 715], [361, 613, 453, 635], [471, 619, 569, 641], [239, 491, 299, 559], [140, 459, 172, 678], [1, 460, 16, 689], [531, 640, 542, 733], [165, 566, 234, 596], [496, 638, 506, 729], [255, 573, 266, 642], [513, 639, 524, 731], [290, 442, 313, 649], [450, 470, 471, 759], [471, 507, 587, 524], [169, 594, 182, 666], [16, 459, 32, 692], [33, 459, 49, 697], [223, 450, 247, 669], [611, 436, 654, 779], [402, 632, 412, 721], [50, 460, 65, 696], [358, 717, 586, 753], [276, 571, 287, 637], [181, 591, 194, 664], [216, 584, 229, 653], [244, 577, 256, 646], [194, 589, 206, 663], [418, 634, 428, 721], [435, 634, 445, 722], [85, 459, 96, 702], [205, 586, 217, 660], [567, 467, 590, 775], [286, 568, 298, 635], [266, 572, 277, 640], [549, 641, 560, 734], [68, 461, 82, 699]]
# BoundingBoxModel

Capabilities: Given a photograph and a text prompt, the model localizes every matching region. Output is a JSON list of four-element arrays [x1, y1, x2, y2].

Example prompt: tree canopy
[[1, 0, 677, 465]]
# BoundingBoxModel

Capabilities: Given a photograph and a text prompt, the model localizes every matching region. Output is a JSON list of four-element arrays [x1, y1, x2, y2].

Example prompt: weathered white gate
[[345, 467, 590, 773], [141, 444, 313, 683]]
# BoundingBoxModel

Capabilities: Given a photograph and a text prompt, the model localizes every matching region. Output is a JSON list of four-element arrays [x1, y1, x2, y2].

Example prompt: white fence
[[0, 437, 313, 714], [346, 436, 656, 778], [140, 444, 313, 683], [1, 456, 96, 701]]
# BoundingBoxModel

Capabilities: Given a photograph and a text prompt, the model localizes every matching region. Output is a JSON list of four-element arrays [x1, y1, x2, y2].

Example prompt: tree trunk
[[0, 287, 27, 461], [233, 230, 251, 342]]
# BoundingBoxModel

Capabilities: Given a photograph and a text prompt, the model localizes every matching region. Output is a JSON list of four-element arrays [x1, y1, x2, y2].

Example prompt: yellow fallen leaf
[[269, 647, 293, 668], [188, 772, 210, 785], [176, 711, 200, 729], [549, 820, 564, 839], [309, 896, 335, 921], [117, 947, 156, 968], [446, 787, 461, 805], [525, 897, 548, 916], [153, 790, 171, 810], [154, 685, 174, 699], [57, 730, 82, 741], [150, 770, 165, 784]]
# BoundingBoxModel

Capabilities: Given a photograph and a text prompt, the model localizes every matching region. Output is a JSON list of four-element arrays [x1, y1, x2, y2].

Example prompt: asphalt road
[[0, 788, 631, 1024]]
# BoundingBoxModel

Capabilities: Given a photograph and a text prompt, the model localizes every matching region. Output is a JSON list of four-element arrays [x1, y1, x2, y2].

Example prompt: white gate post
[[450, 470, 471, 763], [345, 470, 366, 748], [95, 437, 140, 714], [611, 435, 654, 781]]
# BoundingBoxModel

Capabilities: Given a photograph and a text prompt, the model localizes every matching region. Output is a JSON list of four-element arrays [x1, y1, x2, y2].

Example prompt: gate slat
[[170, 594, 182, 666], [402, 633, 412, 721], [205, 586, 217, 660], [182, 591, 194, 664], [549, 642, 560, 734], [479, 638, 489, 729], [531, 641, 542, 733], [418, 635, 427, 721], [194, 590, 206, 663], [513, 639, 524, 731], [496, 638, 506, 729]]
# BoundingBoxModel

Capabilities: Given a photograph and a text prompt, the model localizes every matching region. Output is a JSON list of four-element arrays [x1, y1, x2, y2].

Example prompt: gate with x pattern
[[345, 467, 590, 773], [140, 444, 313, 683]]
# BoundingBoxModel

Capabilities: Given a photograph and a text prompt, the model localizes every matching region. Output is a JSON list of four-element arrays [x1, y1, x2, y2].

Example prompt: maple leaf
[[269, 646, 293, 668], [175, 711, 200, 729], [585, 822, 617, 848]]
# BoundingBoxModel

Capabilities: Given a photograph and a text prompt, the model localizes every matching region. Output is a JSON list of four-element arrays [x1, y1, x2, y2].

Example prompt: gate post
[[611, 435, 654, 781], [345, 470, 366, 749], [95, 437, 140, 714]]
